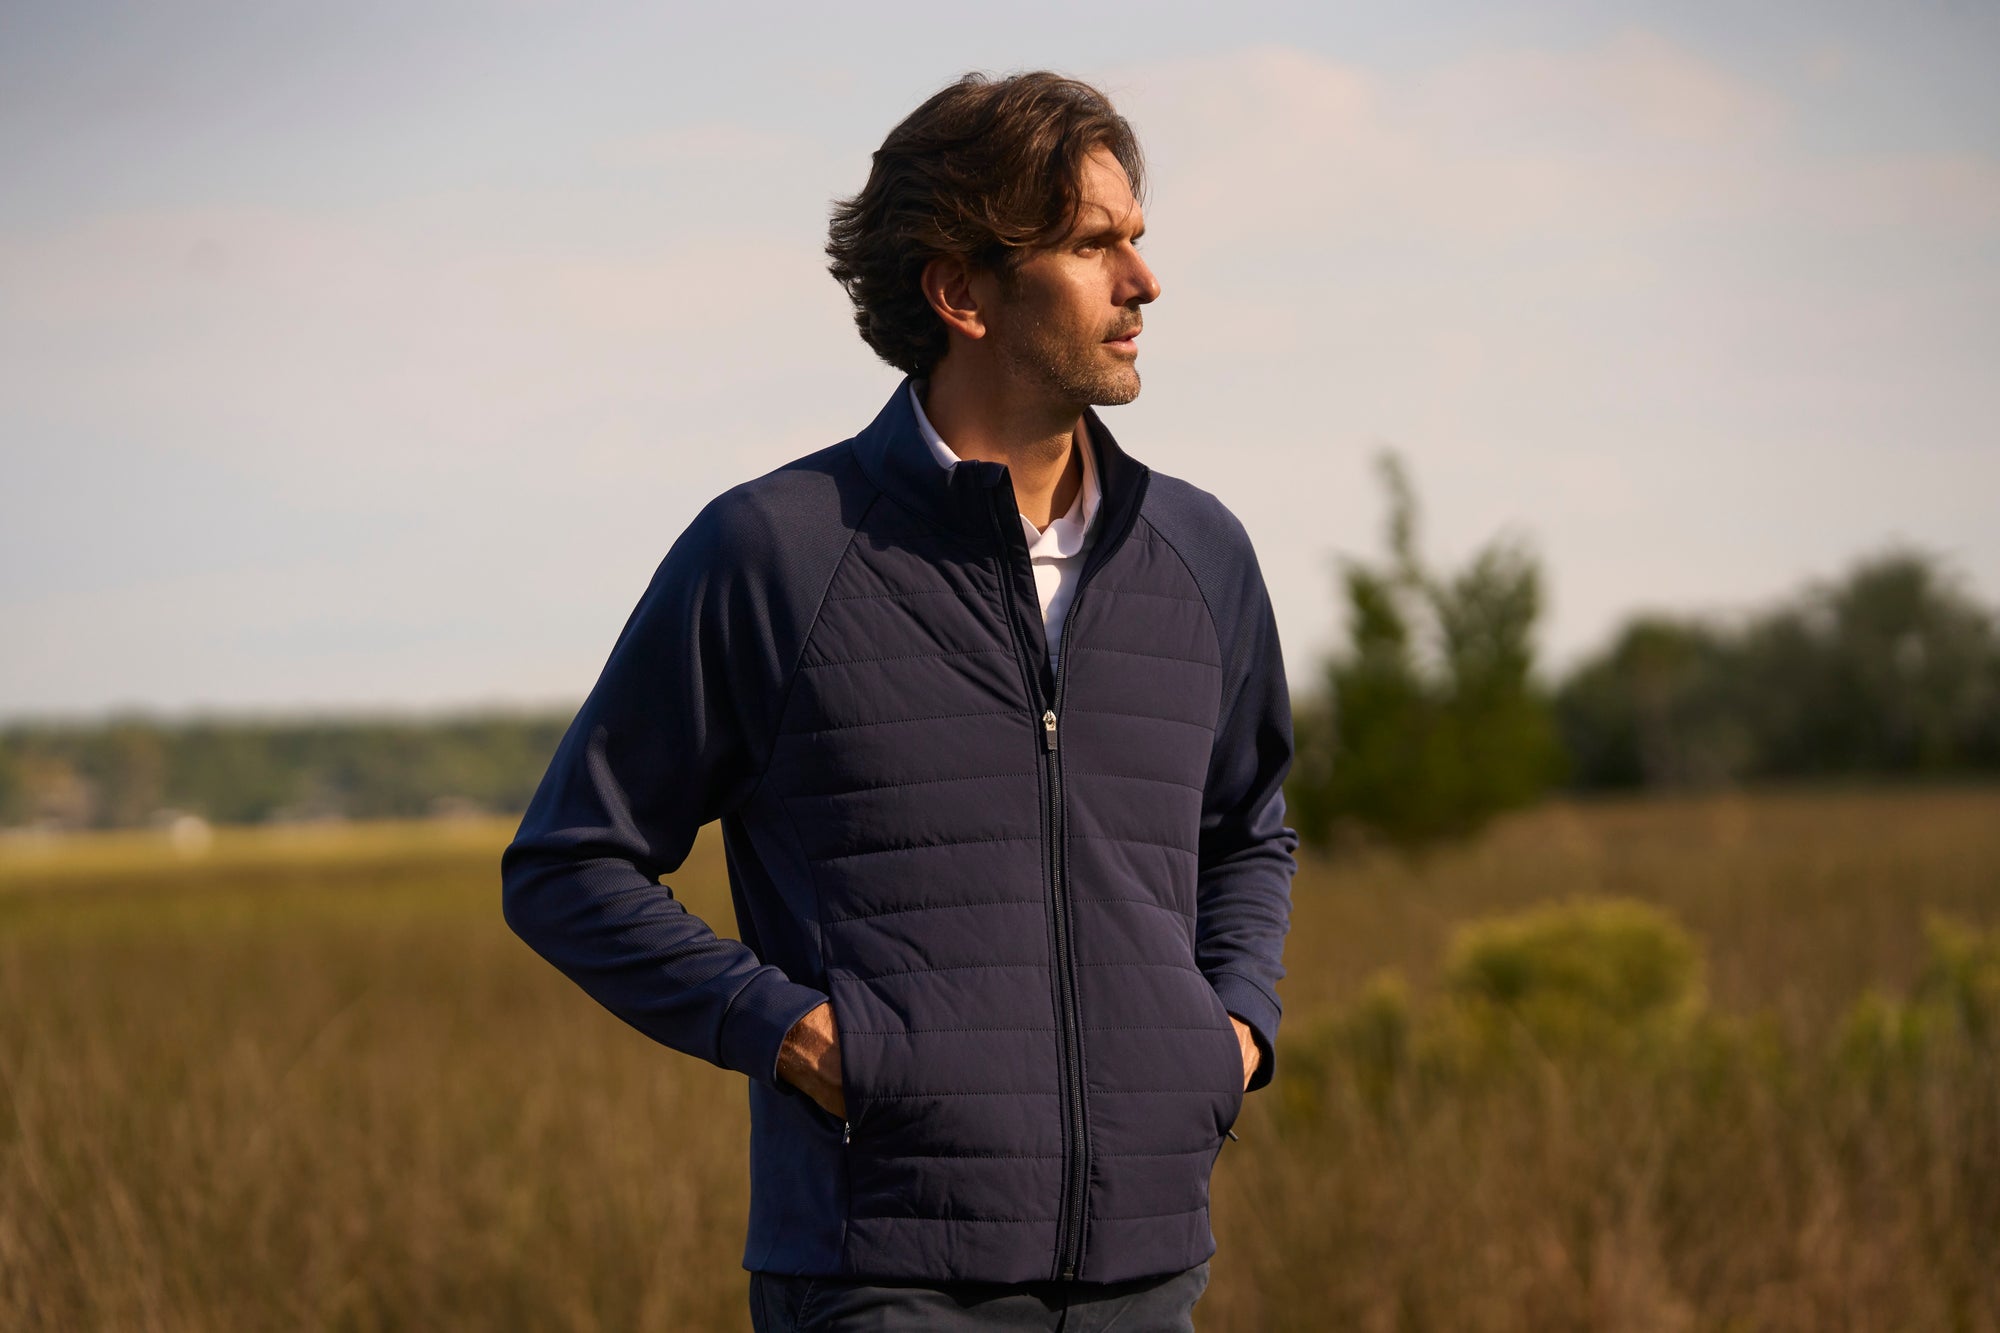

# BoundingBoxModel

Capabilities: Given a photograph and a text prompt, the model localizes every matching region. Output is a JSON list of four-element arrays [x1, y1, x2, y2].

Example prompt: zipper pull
[[1042, 709, 1058, 752], [843, 1120, 851, 1145], [1225, 1128, 1240, 1142]]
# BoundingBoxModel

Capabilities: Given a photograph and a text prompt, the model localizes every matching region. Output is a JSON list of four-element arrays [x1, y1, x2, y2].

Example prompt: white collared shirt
[[910, 384, 1101, 673]]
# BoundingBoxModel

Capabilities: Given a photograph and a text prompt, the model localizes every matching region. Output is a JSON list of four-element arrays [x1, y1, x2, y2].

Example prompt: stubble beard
[[995, 315, 1143, 410]]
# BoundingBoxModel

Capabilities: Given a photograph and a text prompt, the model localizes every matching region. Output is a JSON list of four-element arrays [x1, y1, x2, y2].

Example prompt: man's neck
[[920, 364, 1084, 531]]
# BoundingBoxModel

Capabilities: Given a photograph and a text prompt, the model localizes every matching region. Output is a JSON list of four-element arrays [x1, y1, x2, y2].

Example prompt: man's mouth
[[1103, 326, 1142, 352]]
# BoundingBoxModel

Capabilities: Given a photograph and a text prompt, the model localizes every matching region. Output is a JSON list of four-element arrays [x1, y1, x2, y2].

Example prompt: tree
[[1289, 452, 1564, 851], [1555, 547, 2000, 788], [1786, 550, 1997, 775], [1553, 617, 1751, 789]]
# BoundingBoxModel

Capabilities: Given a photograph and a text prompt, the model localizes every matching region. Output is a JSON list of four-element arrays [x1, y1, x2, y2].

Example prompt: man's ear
[[920, 255, 988, 343]]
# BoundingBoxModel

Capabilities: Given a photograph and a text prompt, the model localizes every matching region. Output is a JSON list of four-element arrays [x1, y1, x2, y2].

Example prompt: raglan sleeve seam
[[739, 484, 878, 811], [500, 469, 856, 1094], [1143, 491, 1298, 1097], [718, 479, 880, 1086]]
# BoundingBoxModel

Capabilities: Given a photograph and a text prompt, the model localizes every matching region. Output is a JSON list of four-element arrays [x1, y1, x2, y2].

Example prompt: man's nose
[[1124, 248, 1161, 306]]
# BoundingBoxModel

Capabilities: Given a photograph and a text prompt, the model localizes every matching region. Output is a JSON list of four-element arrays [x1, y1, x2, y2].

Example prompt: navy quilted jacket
[[501, 378, 1298, 1285]]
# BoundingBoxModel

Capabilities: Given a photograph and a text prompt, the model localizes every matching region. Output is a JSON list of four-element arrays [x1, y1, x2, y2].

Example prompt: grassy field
[[2, 789, 1997, 1331]]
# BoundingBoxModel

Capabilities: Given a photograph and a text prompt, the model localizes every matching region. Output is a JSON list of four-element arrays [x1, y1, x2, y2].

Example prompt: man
[[502, 70, 1297, 1331]]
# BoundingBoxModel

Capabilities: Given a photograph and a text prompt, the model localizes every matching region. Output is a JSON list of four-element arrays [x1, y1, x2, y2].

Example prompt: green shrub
[[1331, 969, 1414, 1116], [1835, 986, 1931, 1090], [1270, 971, 1421, 1131], [1443, 897, 1704, 1055], [1836, 914, 2000, 1089], [1912, 913, 2000, 1044]]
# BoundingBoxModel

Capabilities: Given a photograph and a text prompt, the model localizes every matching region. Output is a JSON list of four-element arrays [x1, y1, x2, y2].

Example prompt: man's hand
[[1230, 1015, 1260, 1091], [778, 1001, 846, 1120]]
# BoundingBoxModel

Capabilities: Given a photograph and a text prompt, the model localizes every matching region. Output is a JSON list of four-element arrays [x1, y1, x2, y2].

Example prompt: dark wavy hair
[[825, 71, 1147, 378]]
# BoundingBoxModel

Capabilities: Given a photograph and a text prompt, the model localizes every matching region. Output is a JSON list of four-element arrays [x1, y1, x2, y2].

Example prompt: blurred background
[[3, 4, 1997, 1330]]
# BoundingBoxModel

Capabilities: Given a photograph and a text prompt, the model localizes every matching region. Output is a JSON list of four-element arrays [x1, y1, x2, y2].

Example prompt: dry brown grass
[[2, 789, 1996, 1331]]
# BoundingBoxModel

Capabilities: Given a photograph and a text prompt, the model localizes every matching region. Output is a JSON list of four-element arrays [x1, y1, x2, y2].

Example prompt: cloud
[[0, 200, 854, 491], [1114, 35, 1998, 246], [1412, 31, 1788, 147], [1099, 35, 2000, 676], [4, 30, 1995, 712]]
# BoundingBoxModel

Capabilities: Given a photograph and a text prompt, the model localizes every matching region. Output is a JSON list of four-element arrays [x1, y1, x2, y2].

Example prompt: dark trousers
[[749, 1260, 1210, 1332]]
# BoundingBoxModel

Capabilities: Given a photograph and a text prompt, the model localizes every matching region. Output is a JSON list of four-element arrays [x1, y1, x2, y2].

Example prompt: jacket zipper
[[1046, 575, 1089, 1282], [990, 444, 1150, 1282], [988, 498, 1091, 1283]]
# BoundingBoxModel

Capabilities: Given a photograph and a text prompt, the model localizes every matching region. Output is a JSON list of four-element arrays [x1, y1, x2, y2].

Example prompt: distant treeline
[[0, 713, 572, 830], [5, 489, 1998, 835], [1287, 453, 2000, 851], [1556, 550, 2000, 788]]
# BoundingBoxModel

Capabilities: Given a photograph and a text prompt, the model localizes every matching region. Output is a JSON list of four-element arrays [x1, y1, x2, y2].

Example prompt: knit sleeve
[[499, 466, 853, 1087]]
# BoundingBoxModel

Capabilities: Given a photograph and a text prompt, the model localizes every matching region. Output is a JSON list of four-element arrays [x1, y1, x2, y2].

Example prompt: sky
[[3, 1, 1997, 719]]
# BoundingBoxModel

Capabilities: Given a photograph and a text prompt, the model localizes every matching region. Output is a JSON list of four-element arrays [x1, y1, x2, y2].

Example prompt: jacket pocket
[[826, 975, 878, 1142], [783, 1078, 849, 1139], [1201, 980, 1248, 1138]]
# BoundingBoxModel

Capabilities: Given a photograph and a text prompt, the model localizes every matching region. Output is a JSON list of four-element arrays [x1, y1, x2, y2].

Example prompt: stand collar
[[848, 375, 1148, 553]]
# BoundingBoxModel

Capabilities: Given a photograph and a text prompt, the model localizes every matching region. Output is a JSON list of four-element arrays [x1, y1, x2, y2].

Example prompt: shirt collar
[[909, 382, 1100, 558]]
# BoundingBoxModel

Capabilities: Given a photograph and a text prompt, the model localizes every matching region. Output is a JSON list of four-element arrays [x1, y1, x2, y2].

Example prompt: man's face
[[983, 146, 1161, 408]]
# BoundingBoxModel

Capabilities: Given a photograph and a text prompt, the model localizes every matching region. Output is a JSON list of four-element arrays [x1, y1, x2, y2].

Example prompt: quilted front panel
[[1056, 522, 1244, 1272], [759, 499, 1242, 1280], [766, 503, 1064, 1248]]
